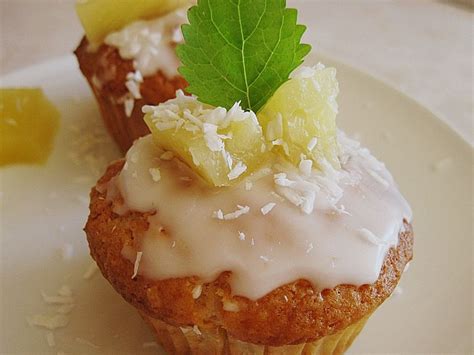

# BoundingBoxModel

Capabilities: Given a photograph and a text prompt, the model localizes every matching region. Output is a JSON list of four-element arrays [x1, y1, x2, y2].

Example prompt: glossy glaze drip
[[115, 135, 411, 300], [104, 9, 187, 77]]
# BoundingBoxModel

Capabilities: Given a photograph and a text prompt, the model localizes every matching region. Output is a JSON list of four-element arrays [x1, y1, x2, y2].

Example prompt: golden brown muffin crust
[[85, 160, 414, 346], [74, 37, 188, 153]]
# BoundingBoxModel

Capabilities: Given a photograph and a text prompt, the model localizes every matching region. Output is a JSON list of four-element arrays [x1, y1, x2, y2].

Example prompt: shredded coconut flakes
[[227, 161, 247, 180], [307, 137, 318, 151], [41, 291, 74, 305], [125, 79, 142, 99], [223, 205, 250, 220], [244, 180, 253, 191], [124, 97, 135, 117], [222, 300, 240, 312], [260, 202, 276, 215], [193, 325, 202, 336], [27, 314, 69, 330], [132, 251, 143, 279], [212, 209, 224, 220], [192, 284, 202, 299], [149, 167, 161, 182], [299, 159, 313, 177]]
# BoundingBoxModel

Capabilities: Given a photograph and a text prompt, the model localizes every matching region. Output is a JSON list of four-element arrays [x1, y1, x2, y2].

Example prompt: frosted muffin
[[84, 1, 413, 353], [85, 94, 413, 354], [75, 2, 191, 152]]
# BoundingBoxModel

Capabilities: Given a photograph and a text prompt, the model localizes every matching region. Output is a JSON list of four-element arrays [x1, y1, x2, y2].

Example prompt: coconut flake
[[274, 173, 294, 187], [307, 137, 318, 151], [299, 159, 313, 177], [124, 97, 134, 117], [260, 202, 276, 215], [27, 314, 69, 330], [212, 209, 224, 220], [223, 205, 250, 220], [222, 300, 240, 312], [132, 251, 143, 279], [149, 167, 161, 182], [126, 70, 144, 83], [192, 284, 202, 299], [192, 325, 202, 336], [334, 204, 352, 216], [189, 148, 201, 166], [227, 161, 247, 180], [244, 180, 253, 191], [238, 231, 246, 241], [125, 79, 142, 99], [266, 113, 283, 141], [41, 291, 74, 305], [203, 123, 225, 152]]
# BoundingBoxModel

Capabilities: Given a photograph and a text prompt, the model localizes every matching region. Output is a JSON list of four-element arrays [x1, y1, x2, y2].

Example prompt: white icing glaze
[[104, 9, 187, 77], [114, 133, 412, 300]]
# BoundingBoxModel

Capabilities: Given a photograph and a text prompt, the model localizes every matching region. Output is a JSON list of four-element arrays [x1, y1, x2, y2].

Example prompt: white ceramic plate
[[0, 55, 472, 354]]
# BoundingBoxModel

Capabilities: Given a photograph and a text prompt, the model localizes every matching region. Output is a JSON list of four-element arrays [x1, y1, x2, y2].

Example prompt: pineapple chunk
[[144, 91, 267, 187], [0, 88, 60, 166], [257, 64, 340, 169], [76, 0, 192, 45]]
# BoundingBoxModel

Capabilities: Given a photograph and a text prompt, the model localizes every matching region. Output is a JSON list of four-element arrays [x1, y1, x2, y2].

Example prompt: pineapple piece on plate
[[0, 88, 60, 166], [144, 91, 267, 187], [76, 0, 192, 45], [258, 64, 340, 169]]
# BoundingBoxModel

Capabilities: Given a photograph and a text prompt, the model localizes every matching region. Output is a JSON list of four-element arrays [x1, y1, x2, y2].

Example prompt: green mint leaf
[[177, 0, 311, 112]]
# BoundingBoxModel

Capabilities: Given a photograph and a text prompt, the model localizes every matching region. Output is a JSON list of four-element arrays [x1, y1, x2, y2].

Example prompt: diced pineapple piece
[[76, 0, 192, 45], [0, 88, 60, 166], [144, 91, 267, 187], [257, 64, 340, 169]]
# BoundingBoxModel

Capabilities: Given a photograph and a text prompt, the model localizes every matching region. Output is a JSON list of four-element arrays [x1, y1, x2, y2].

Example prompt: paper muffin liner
[[139, 310, 370, 355]]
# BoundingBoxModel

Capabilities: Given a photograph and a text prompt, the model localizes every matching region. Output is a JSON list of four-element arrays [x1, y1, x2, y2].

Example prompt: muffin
[[84, 2, 413, 353], [74, 3, 190, 153], [85, 94, 413, 354]]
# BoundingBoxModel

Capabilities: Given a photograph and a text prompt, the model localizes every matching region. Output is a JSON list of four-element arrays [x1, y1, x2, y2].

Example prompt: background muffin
[[75, 4, 189, 153]]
